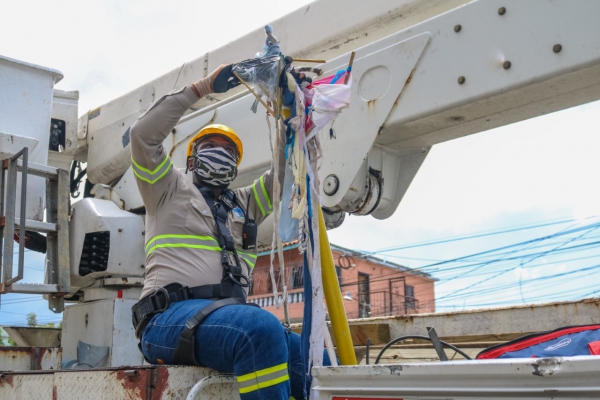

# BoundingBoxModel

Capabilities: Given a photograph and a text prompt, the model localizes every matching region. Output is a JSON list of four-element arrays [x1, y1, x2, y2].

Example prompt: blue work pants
[[141, 299, 325, 399]]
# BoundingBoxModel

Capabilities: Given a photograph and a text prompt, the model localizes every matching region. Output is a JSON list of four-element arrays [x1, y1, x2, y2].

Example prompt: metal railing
[[249, 264, 305, 295], [0, 147, 70, 313], [249, 264, 339, 295], [344, 290, 420, 319], [1, 148, 28, 286]]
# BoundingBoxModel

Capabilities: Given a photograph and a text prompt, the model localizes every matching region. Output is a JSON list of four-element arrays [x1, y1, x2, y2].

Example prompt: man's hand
[[192, 64, 241, 98], [210, 64, 240, 93]]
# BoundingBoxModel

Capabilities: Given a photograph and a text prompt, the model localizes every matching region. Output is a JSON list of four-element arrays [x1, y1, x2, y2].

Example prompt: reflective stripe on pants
[[236, 362, 290, 394]]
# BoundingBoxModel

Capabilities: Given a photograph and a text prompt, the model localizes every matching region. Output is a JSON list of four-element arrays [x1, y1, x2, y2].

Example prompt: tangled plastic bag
[[231, 55, 280, 101], [259, 25, 281, 58], [304, 72, 352, 137], [278, 162, 299, 242]]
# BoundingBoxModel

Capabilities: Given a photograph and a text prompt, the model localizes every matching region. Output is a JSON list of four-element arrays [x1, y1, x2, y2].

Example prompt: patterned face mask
[[193, 147, 238, 188]]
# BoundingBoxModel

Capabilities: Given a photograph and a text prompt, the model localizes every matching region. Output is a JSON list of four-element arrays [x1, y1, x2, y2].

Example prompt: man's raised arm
[[130, 65, 238, 212]]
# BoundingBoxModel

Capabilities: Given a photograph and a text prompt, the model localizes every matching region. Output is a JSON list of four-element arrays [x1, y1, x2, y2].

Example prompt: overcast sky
[[1, 0, 599, 325]]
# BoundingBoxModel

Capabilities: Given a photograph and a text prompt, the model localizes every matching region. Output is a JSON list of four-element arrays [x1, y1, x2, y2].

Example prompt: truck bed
[[2, 357, 599, 399]]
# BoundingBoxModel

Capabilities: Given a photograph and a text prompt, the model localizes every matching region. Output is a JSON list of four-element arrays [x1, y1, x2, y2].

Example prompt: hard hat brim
[[187, 124, 243, 166]]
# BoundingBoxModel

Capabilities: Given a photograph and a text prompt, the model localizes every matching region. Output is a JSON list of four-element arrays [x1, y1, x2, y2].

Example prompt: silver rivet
[[458, 76, 466, 84], [323, 175, 340, 196], [202, 210, 207, 214]]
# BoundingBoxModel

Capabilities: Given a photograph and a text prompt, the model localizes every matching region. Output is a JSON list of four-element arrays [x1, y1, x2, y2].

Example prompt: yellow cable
[[318, 206, 357, 365]]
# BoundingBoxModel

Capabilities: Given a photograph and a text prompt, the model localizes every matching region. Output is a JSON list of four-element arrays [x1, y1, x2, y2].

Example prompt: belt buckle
[[150, 287, 170, 313], [135, 317, 148, 339], [180, 286, 191, 300]]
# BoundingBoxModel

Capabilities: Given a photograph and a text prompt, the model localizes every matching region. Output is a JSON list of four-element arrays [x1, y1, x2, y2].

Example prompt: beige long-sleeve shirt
[[130, 86, 285, 299]]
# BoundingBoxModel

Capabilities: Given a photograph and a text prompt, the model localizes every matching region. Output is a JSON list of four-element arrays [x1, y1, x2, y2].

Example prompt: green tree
[[26, 312, 38, 327], [7, 337, 17, 346]]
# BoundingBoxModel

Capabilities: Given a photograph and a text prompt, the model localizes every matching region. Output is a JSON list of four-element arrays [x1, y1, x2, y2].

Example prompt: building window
[[405, 284, 415, 311], [291, 265, 304, 289], [248, 274, 254, 295], [358, 272, 371, 318], [335, 265, 343, 285], [267, 270, 281, 292]]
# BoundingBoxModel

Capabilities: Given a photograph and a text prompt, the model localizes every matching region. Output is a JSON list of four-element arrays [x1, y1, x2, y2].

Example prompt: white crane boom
[[74, 0, 600, 245]]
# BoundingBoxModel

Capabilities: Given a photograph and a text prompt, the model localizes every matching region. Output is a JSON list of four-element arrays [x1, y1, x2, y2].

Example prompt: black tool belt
[[131, 281, 248, 339]]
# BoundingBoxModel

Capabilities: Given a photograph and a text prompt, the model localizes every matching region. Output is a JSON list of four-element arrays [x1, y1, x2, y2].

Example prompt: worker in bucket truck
[[130, 63, 328, 400]]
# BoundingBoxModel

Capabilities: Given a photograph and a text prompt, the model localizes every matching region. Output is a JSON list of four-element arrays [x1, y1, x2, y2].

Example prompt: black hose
[[374, 335, 472, 364], [69, 160, 87, 197], [83, 178, 93, 198], [338, 254, 356, 269]]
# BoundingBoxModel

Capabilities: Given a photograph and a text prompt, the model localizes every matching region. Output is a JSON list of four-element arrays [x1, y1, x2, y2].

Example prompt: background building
[[248, 243, 436, 323]]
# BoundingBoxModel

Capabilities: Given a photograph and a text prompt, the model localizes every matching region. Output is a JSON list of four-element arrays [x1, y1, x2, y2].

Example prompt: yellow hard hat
[[186, 124, 243, 166]]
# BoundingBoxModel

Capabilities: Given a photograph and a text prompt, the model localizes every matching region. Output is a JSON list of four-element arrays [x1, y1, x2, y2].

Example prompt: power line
[[436, 262, 600, 302], [449, 266, 600, 298], [418, 221, 600, 270], [0, 298, 46, 306], [580, 288, 600, 298], [0, 296, 42, 304], [0, 309, 57, 317], [442, 252, 600, 279], [436, 225, 600, 301], [436, 236, 600, 288], [380, 239, 600, 290], [434, 279, 600, 310], [338, 228, 600, 290], [436, 265, 600, 301], [392, 224, 597, 301], [384, 232, 600, 265], [364, 216, 595, 255], [340, 220, 600, 292], [435, 293, 598, 309]]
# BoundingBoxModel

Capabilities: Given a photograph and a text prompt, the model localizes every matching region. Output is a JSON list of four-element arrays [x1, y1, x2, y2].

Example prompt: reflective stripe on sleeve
[[237, 251, 258, 269], [145, 234, 220, 256], [252, 175, 272, 217], [259, 175, 272, 209], [131, 155, 172, 185], [236, 362, 289, 394], [145, 234, 258, 270]]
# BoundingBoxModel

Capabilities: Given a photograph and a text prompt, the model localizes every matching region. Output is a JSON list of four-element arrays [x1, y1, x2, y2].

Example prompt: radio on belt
[[242, 218, 257, 250]]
